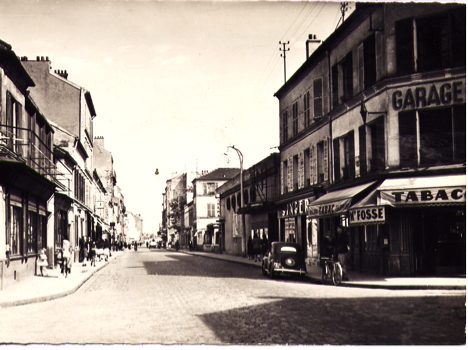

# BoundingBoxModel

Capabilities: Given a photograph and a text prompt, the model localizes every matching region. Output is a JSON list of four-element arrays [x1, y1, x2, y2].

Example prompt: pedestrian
[[261, 233, 268, 257], [37, 248, 48, 276], [89, 242, 97, 267], [61, 239, 71, 277], [247, 236, 253, 260], [189, 240, 193, 251], [252, 233, 261, 262], [83, 237, 89, 265], [337, 226, 350, 280]]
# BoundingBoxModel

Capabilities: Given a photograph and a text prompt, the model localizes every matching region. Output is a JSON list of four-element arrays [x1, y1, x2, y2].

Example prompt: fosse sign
[[349, 206, 385, 225]]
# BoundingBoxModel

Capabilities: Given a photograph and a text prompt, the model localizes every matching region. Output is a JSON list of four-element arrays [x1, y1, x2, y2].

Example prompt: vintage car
[[149, 240, 157, 249], [262, 242, 307, 279]]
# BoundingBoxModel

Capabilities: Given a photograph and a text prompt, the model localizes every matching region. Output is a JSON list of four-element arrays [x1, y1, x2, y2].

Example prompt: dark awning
[[307, 182, 377, 218]]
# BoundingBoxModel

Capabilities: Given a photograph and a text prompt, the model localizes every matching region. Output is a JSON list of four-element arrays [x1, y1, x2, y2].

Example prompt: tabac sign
[[381, 187, 466, 206], [349, 207, 385, 226], [307, 198, 352, 218]]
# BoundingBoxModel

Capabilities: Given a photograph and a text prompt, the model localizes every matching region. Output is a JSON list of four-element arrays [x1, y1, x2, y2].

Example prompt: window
[[250, 186, 256, 203], [292, 102, 299, 136], [363, 34, 376, 89], [293, 155, 299, 190], [342, 131, 355, 181], [359, 125, 367, 176], [282, 160, 288, 193], [399, 105, 465, 168], [332, 52, 353, 108], [317, 141, 325, 183], [369, 117, 385, 172], [304, 148, 310, 187], [244, 189, 249, 205], [231, 195, 236, 211], [304, 92, 310, 127], [207, 203, 216, 217], [333, 138, 341, 182], [396, 8, 466, 75], [37, 215, 46, 250], [8, 205, 22, 255], [204, 183, 217, 195], [313, 78, 323, 119], [226, 197, 231, 211], [282, 111, 288, 143]]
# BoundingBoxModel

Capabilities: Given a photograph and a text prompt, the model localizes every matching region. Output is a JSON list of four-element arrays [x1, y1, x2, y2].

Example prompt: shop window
[[396, 8, 466, 75], [27, 211, 37, 254], [304, 91, 310, 127], [399, 106, 465, 168], [313, 78, 323, 120], [292, 102, 299, 136], [37, 215, 46, 250], [8, 205, 22, 256]]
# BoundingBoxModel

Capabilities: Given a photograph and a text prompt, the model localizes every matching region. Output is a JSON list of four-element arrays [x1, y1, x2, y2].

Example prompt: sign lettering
[[349, 206, 385, 225], [381, 187, 465, 206]]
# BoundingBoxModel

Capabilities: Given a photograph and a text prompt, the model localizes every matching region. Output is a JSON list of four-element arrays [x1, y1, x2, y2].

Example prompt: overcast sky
[[0, 0, 354, 233]]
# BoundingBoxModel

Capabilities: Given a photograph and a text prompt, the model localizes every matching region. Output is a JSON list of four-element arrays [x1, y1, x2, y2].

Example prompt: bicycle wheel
[[332, 263, 343, 286]]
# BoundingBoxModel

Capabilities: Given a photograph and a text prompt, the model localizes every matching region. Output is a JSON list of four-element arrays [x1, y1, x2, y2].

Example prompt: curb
[[180, 250, 466, 291], [0, 254, 121, 308]]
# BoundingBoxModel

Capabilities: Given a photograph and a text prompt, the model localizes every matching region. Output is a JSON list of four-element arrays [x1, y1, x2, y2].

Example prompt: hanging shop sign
[[308, 198, 352, 217], [381, 187, 466, 206], [349, 206, 385, 226], [392, 80, 465, 111], [279, 197, 313, 218]]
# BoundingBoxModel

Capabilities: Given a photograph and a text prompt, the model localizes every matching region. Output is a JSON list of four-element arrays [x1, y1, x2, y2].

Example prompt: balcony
[[0, 124, 59, 186]]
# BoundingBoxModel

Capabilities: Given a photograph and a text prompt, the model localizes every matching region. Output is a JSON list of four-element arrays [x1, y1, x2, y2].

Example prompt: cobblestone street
[[0, 249, 465, 345]]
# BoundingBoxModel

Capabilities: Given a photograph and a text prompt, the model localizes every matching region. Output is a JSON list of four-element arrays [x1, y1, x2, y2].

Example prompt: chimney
[[54, 69, 68, 80], [94, 136, 104, 148], [306, 34, 321, 59]]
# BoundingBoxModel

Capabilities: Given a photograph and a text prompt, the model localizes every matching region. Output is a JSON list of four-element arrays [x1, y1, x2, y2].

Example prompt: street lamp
[[225, 145, 246, 257]]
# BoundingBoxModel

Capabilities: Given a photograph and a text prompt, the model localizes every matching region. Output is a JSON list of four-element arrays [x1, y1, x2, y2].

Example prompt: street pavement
[[0, 248, 465, 345]]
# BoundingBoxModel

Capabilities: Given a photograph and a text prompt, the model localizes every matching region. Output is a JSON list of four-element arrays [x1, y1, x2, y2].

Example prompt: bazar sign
[[381, 187, 465, 206], [349, 206, 385, 225], [280, 198, 313, 218], [392, 80, 465, 111], [308, 198, 352, 217]]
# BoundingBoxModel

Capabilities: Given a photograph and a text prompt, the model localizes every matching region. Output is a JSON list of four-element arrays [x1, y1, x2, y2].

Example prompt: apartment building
[[275, 3, 465, 276], [0, 41, 59, 288]]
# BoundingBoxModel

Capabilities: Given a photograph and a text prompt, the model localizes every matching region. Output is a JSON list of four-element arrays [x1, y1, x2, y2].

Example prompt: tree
[[167, 195, 186, 234]]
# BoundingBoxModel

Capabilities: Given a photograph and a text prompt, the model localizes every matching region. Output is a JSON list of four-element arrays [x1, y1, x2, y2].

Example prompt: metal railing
[[0, 124, 59, 186]]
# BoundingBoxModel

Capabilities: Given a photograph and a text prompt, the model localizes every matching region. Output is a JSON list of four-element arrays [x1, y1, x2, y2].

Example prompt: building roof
[[195, 168, 240, 182]]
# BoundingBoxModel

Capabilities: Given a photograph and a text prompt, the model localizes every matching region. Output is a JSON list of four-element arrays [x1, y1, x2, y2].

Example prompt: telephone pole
[[279, 41, 290, 83], [336, 2, 349, 29]]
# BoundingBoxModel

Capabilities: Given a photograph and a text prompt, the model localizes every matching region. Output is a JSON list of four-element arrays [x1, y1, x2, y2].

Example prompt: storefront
[[307, 182, 378, 269], [278, 196, 315, 263], [377, 174, 465, 276]]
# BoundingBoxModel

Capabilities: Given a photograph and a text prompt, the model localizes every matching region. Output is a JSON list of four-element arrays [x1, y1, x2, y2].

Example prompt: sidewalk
[[177, 249, 466, 291], [0, 250, 125, 308]]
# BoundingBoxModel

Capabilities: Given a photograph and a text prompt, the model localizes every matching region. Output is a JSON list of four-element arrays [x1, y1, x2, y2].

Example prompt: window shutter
[[298, 151, 304, 189], [280, 161, 284, 195], [288, 156, 293, 192], [358, 42, 364, 92], [310, 145, 317, 185], [323, 138, 329, 182]]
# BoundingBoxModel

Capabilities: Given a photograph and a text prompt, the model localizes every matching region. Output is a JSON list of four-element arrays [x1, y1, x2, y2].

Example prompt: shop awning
[[307, 181, 377, 218], [348, 188, 386, 226], [378, 174, 466, 207]]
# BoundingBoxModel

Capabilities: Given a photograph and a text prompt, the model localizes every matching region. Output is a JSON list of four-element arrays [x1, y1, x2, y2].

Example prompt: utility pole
[[279, 41, 290, 83]]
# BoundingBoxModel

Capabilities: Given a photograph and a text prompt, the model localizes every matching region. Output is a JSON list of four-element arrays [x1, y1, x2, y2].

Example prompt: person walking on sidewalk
[[61, 239, 72, 278], [247, 236, 253, 260], [37, 248, 48, 276], [252, 233, 261, 262], [337, 226, 349, 281]]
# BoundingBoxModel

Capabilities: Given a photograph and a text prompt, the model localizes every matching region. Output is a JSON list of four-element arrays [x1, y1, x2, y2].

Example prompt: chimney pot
[[41, 56, 44, 61], [46, 56, 49, 61], [36, 56, 40, 61]]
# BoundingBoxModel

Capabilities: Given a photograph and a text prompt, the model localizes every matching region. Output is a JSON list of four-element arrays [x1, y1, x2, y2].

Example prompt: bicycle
[[321, 255, 343, 286]]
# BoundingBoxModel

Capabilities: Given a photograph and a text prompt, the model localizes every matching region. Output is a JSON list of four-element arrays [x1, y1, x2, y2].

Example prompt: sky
[[0, 0, 355, 233]]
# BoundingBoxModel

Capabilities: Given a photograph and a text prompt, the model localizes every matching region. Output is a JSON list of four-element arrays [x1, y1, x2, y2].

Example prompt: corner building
[[275, 3, 465, 276]]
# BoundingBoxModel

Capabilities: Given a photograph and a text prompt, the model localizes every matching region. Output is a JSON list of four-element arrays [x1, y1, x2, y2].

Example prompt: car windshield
[[280, 246, 297, 253]]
